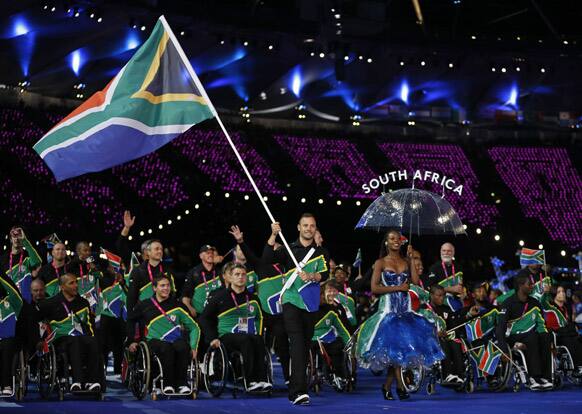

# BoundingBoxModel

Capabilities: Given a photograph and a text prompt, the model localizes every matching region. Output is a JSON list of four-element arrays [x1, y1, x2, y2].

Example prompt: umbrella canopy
[[355, 188, 466, 236]]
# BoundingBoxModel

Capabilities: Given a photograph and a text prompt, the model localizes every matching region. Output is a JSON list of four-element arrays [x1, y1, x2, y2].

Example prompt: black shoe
[[396, 387, 410, 400], [382, 384, 394, 400]]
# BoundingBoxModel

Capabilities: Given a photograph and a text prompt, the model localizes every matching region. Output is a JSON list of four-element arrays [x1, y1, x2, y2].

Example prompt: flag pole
[[158, 16, 302, 274]]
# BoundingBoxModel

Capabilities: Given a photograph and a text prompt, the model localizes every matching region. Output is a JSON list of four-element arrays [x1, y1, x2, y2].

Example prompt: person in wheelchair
[[545, 285, 582, 376], [127, 274, 200, 395], [0, 272, 24, 396], [496, 273, 553, 391], [200, 263, 272, 392], [312, 280, 352, 391], [37, 272, 101, 392], [429, 285, 466, 385]]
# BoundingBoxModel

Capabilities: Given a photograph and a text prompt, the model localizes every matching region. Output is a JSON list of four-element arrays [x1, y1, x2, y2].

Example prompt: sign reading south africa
[[362, 170, 464, 196]]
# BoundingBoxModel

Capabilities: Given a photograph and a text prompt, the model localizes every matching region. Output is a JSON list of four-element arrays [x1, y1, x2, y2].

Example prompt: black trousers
[[148, 338, 190, 388], [55, 335, 101, 384], [440, 339, 465, 377], [221, 333, 267, 382], [319, 338, 346, 378], [0, 337, 18, 387], [507, 331, 552, 379], [265, 313, 290, 381], [99, 315, 126, 374], [556, 333, 582, 367], [283, 303, 315, 399]]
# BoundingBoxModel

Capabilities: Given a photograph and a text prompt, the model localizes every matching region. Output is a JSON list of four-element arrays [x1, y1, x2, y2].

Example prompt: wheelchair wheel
[[401, 363, 424, 394], [265, 347, 274, 386], [344, 352, 357, 391], [426, 382, 435, 395], [129, 342, 151, 400], [203, 344, 227, 397], [38, 345, 57, 399], [187, 358, 199, 399], [12, 350, 26, 401]]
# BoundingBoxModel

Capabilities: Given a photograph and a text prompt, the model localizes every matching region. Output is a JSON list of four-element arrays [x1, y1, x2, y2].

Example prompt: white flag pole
[[159, 16, 302, 274]]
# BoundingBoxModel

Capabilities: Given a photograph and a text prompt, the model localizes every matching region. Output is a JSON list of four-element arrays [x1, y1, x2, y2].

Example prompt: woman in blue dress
[[356, 229, 443, 400]]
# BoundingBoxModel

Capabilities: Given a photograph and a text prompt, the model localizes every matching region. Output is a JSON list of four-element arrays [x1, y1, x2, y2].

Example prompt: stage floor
[[1, 363, 581, 414]]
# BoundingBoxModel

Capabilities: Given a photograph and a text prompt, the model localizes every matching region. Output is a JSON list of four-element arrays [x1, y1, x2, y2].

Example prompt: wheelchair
[[404, 349, 476, 395], [202, 342, 273, 398], [0, 349, 27, 401], [550, 333, 582, 388], [509, 341, 558, 392], [309, 341, 356, 394], [127, 341, 199, 400], [37, 342, 106, 401]]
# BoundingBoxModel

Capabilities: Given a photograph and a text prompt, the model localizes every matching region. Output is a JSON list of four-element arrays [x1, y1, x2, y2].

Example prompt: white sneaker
[[70, 382, 82, 392], [332, 375, 343, 390], [539, 378, 553, 390], [292, 393, 310, 405], [1, 387, 12, 396], [528, 378, 542, 391], [178, 385, 190, 394], [162, 386, 175, 394], [444, 374, 457, 384], [247, 382, 263, 392], [260, 381, 273, 391], [86, 383, 101, 392]]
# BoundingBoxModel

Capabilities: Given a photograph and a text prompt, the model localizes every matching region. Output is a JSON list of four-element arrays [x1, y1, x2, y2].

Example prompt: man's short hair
[[75, 241, 89, 251], [231, 263, 247, 273], [146, 239, 162, 251], [141, 239, 152, 252], [31, 278, 45, 287], [299, 212, 316, 222], [59, 272, 77, 286], [430, 284, 445, 294], [153, 273, 170, 287], [515, 273, 531, 289]]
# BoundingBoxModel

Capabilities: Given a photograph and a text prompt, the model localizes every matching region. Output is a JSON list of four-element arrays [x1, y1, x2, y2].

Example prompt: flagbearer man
[[264, 213, 330, 405], [496, 273, 553, 391], [2, 226, 42, 304]]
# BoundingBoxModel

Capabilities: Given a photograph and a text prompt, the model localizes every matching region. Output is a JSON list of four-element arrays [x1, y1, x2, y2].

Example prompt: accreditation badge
[[238, 318, 249, 333]]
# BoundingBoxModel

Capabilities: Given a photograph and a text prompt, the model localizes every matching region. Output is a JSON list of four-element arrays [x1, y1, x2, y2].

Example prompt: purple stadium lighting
[[489, 147, 582, 248], [172, 130, 283, 194], [60, 177, 124, 232], [378, 143, 499, 227], [274, 135, 378, 199], [0, 177, 51, 226], [112, 153, 189, 209]]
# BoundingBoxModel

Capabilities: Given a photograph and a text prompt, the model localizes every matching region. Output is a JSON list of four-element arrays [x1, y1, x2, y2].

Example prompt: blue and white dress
[[356, 270, 444, 371]]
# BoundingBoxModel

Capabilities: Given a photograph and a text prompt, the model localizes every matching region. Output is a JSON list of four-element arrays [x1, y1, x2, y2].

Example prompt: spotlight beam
[[486, 8, 529, 25], [529, 0, 560, 40], [411, 0, 424, 26]]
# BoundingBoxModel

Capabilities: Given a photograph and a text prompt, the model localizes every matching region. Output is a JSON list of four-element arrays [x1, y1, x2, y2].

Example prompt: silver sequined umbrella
[[355, 188, 466, 236]]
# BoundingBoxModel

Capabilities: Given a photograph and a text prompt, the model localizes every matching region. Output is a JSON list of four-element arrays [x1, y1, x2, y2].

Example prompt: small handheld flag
[[352, 248, 362, 269], [101, 248, 122, 272], [520, 248, 545, 266]]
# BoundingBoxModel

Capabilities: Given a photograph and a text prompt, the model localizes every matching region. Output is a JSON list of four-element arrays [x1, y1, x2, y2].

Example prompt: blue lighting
[[69, 49, 86, 76], [16, 32, 35, 77], [506, 84, 518, 107], [126, 32, 140, 50], [291, 68, 302, 97], [13, 18, 30, 37], [399, 80, 410, 104]]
